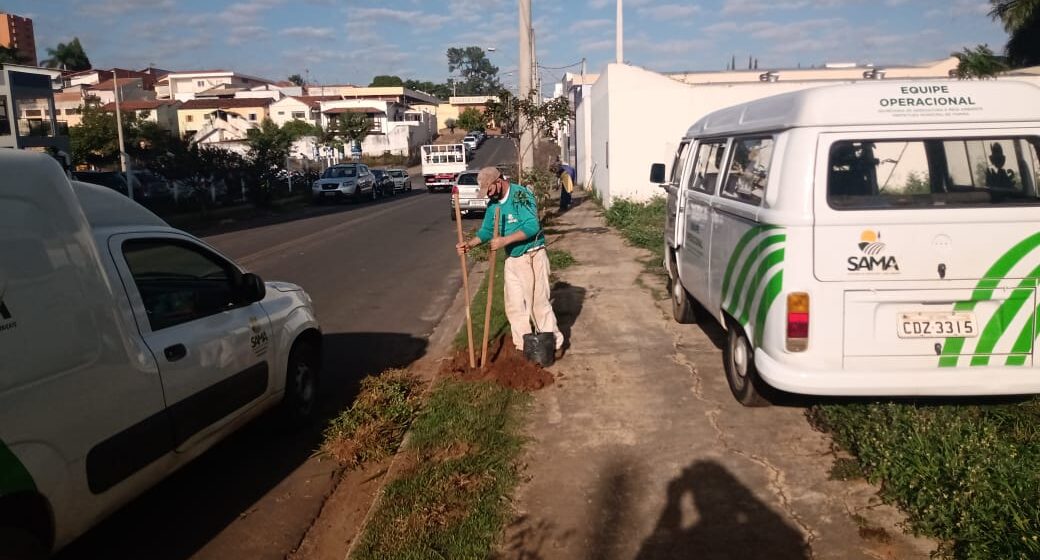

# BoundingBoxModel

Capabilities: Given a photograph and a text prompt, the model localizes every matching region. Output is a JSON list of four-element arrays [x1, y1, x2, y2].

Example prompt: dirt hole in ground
[[441, 334, 554, 391]]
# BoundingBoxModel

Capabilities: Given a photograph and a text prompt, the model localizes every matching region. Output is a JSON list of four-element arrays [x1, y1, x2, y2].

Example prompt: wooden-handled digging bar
[[482, 207, 501, 369], [453, 191, 476, 369]]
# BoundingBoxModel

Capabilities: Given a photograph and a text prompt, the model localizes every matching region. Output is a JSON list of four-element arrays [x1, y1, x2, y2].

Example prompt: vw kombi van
[[652, 80, 1040, 405]]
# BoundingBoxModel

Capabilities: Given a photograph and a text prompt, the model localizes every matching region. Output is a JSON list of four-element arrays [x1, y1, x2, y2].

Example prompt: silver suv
[[312, 164, 376, 203]]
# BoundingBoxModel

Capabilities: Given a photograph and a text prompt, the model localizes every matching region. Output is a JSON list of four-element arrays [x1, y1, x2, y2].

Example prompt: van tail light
[[786, 292, 809, 352]]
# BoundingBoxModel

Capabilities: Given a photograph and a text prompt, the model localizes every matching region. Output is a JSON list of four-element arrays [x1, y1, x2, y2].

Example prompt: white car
[[0, 151, 322, 557], [462, 135, 478, 151], [450, 170, 488, 220], [386, 168, 413, 192]]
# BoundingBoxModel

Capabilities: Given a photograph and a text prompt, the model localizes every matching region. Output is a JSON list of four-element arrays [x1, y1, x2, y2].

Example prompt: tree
[[331, 113, 372, 157], [288, 73, 305, 87], [447, 46, 500, 95], [42, 37, 91, 71], [370, 74, 404, 87], [69, 100, 145, 168], [149, 137, 244, 211], [281, 119, 321, 140], [952, 44, 1008, 79], [0, 45, 27, 64], [455, 108, 487, 132], [245, 118, 293, 204], [990, 0, 1040, 66]]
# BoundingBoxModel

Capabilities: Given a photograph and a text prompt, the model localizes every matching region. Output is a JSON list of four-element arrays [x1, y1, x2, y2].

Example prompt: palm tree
[[42, 37, 91, 71], [952, 44, 1008, 79], [990, 0, 1040, 66]]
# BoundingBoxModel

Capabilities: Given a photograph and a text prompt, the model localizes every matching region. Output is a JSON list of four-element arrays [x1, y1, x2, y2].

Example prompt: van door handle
[[164, 344, 187, 362]]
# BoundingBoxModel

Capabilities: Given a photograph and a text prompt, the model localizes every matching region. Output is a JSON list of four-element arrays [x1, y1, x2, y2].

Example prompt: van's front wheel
[[668, 254, 697, 324], [723, 323, 770, 407]]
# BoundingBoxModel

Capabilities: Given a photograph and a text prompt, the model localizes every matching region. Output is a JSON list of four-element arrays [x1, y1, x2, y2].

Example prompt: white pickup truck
[[0, 151, 322, 558], [421, 143, 468, 193]]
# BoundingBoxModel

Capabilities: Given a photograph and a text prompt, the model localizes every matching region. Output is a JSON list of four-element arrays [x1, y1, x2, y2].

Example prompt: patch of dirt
[[441, 335, 555, 391]]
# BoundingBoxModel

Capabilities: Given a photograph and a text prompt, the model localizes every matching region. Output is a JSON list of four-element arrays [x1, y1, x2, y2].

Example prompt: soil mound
[[442, 335, 554, 391]]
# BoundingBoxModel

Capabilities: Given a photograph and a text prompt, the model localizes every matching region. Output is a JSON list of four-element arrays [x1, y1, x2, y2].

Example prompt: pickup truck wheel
[[0, 527, 48, 560], [282, 341, 319, 425], [723, 322, 770, 407]]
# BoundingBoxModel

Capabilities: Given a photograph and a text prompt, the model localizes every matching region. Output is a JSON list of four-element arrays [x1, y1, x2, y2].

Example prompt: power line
[[536, 59, 585, 70]]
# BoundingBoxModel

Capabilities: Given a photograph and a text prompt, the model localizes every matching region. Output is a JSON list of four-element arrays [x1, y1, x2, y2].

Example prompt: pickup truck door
[[110, 233, 274, 452]]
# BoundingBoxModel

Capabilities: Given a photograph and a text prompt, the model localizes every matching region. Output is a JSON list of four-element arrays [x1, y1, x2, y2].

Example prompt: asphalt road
[[56, 137, 516, 559]]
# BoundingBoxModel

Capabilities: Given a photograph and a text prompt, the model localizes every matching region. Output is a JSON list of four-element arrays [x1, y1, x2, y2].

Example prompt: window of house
[[291, 111, 305, 119], [197, 80, 205, 87], [277, 111, 285, 116], [185, 114, 194, 123], [24, 109, 42, 117], [65, 108, 80, 115], [249, 113, 257, 121], [720, 137, 774, 206], [122, 239, 239, 331], [688, 140, 727, 194]]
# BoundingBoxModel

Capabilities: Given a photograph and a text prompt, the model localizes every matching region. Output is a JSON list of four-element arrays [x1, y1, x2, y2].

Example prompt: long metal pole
[[112, 71, 132, 200], [454, 192, 476, 369], [518, 0, 534, 171], [481, 207, 501, 369], [616, 0, 624, 64]]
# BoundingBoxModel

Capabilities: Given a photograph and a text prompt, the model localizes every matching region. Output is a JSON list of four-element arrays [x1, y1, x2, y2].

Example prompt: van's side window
[[720, 137, 773, 206], [687, 140, 727, 194], [123, 239, 239, 331], [669, 141, 691, 185]]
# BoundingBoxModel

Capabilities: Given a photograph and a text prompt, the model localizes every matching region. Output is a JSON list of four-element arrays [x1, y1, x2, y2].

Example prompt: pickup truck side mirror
[[649, 163, 666, 184], [238, 272, 266, 304]]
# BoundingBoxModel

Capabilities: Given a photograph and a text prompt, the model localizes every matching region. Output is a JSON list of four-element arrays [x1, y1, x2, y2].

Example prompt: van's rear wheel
[[723, 322, 770, 407], [668, 252, 698, 324]]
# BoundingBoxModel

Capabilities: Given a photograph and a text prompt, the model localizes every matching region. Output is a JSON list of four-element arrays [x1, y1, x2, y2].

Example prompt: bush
[[810, 399, 1040, 559], [604, 197, 667, 260]]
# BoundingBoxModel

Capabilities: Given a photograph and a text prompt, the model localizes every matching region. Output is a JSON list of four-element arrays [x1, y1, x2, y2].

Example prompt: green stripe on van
[[720, 225, 779, 305], [726, 235, 785, 313], [939, 231, 1040, 367], [737, 248, 786, 326], [0, 440, 35, 495], [754, 272, 785, 346], [969, 274, 1038, 366]]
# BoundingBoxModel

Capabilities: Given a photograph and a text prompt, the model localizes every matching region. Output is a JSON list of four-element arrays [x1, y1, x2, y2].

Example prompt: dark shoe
[[554, 341, 569, 361]]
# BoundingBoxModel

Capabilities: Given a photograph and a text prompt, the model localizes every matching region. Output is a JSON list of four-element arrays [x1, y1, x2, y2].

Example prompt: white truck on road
[[0, 151, 322, 557], [421, 143, 468, 193]]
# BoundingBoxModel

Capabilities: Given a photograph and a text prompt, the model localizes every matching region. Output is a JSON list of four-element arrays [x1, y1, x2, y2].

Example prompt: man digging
[[456, 167, 565, 360]]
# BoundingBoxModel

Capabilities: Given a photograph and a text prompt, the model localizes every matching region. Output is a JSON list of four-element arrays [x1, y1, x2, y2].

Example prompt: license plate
[[897, 312, 978, 338], [323, 191, 337, 197]]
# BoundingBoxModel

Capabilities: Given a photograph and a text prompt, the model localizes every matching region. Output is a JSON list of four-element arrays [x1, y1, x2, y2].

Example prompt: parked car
[[387, 168, 412, 192], [462, 135, 478, 151], [311, 163, 376, 203], [0, 150, 322, 557], [468, 129, 486, 145], [371, 169, 397, 198], [450, 170, 488, 220]]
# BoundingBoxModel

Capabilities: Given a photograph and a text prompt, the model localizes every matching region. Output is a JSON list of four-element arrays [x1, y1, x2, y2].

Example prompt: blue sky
[[9, 0, 1008, 90]]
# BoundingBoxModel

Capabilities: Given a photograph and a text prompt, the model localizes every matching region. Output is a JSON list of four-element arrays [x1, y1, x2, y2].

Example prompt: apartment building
[[0, 12, 37, 66], [100, 99, 181, 136], [0, 63, 68, 155], [177, 97, 273, 138], [157, 70, 275, 102]]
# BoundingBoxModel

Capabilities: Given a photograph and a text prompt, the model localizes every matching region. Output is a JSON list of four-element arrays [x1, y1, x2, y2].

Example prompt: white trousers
[[503, 248, 564, 351]]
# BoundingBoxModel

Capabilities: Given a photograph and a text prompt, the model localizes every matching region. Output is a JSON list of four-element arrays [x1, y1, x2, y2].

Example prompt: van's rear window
[[827, 137, 1040, 209]]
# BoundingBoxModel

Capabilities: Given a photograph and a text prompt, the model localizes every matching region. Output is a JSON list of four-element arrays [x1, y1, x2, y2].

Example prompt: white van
[[0, 151, 322, 557], [652, 80, 1040, 406]]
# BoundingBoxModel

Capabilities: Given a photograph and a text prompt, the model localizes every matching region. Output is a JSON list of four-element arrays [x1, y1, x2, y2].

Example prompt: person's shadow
[[635, 461, 810, 560]]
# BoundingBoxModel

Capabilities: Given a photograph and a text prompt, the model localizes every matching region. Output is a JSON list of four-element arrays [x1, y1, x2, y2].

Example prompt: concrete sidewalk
[[499, 197, 935, 560]]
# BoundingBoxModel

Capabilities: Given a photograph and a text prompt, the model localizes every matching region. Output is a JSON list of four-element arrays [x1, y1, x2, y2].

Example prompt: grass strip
[[548, 247, 577, 270], [321, 369, 424, 469], [454, 250, 509, 351], [349, 380, 530, 560], [603, 197, 668, 279], [810, 399, 1040, 559]]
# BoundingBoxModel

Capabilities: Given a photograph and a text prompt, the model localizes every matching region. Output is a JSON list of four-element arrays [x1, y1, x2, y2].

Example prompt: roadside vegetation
[[604, 197, 668, 279], [322, 370, 424, 469], [811, 399, 1040, 559], [350, 380, 529, 559], [454, 250, 508, 350]]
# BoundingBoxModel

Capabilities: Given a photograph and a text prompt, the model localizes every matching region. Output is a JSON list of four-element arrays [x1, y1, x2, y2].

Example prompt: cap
[[477, 166, 502, 197]]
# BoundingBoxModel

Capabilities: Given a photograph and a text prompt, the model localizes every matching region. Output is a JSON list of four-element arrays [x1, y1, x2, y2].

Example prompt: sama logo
[[848, 229, 900, 273], [249, 317, 269, 356], [0, 299, 9, 320], [0, 287, 16, 333]]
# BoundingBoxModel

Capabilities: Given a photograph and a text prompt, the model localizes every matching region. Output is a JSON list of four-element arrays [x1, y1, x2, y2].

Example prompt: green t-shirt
[[476, 183, 545, 258]]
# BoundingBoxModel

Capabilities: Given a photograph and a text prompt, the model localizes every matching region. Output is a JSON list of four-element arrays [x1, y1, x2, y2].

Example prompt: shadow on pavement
[[552, 281, 587, 350], [635, 460, 810, 560], [56, 331, 427, 560], [182, 190, 427, 238]]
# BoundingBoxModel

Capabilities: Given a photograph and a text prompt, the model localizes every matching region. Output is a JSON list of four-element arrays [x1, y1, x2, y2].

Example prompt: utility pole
[[112, 70, 133, 201], [616, 0, 624, 64], [518, 0, 534, 170]]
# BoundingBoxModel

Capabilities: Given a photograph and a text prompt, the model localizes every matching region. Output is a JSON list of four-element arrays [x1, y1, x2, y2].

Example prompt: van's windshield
[[827, 136, 1040, 209]]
